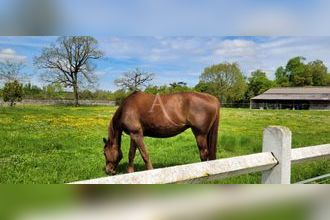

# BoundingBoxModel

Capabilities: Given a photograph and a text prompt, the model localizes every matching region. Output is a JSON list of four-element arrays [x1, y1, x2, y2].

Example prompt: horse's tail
[[207, 107, 219, 160]]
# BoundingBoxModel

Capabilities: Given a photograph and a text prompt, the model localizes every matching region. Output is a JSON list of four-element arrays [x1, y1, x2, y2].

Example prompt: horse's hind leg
[[193, 132, 209, 161], [130, 130, 153, 170], [127, 139, 137, 173]]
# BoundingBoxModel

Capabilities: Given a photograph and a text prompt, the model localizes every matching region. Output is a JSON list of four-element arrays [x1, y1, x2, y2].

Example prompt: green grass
[[0, 105, 329, 183]]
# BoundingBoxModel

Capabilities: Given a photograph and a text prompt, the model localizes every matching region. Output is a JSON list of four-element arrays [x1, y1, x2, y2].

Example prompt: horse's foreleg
[[194, 134, 209, 161], [138, 142, 154, 170], [131, 131, 153, 170], [127, 139, 137, 173]]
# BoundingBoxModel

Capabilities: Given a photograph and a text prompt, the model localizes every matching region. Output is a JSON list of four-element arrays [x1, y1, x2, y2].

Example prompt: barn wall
[[251, 100, 330, 110], [309, 101, 330, 110]]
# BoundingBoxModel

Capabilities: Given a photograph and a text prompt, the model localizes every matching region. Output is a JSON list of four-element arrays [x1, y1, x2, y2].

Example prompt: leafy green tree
[[194, 81, 210, 93], [196, 62, 247, 102], [23, 83, 43, 98], [144, 85, 160, 94], [246, 70, 274, 99], [144, 85, 168, 94], [145, 82, 192, 95], [3, 80, 23, 106], [93, 90, 113, 100], [276, 57, 330, 87], [285, 56, 311, 86], [168, 81, 192, 93], [275, 66, 289, 87], [327, 73, 330, 85], [43, 83, 64, 99], [112, 89, 129, 105], [305, 60, 328, 86]]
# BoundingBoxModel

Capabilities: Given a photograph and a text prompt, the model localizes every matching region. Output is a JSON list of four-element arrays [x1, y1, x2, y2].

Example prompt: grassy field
[[0, 105, 329, 184]]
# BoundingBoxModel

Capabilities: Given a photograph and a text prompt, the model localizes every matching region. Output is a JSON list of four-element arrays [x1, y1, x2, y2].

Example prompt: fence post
[[261, 126, 292, 184]]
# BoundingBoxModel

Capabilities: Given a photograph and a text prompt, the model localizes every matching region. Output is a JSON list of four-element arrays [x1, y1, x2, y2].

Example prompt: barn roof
[[251, 87, 330, 101]]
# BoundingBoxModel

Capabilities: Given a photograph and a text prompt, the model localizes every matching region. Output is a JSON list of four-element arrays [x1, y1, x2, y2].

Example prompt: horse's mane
[[108, 91, 142, 145], [108, 104, 123, 146]]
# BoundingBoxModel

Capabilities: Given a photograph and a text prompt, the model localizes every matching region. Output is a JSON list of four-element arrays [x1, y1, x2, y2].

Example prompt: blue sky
[[1, 36, 330, 91], [1, 0, 330, 36]]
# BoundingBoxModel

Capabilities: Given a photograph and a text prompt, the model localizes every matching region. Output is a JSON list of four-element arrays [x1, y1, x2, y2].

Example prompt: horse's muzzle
[[105, 166, 117, 175]]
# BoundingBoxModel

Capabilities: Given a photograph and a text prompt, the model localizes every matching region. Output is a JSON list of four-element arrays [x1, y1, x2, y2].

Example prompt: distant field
[[0, 106, 329, 183]]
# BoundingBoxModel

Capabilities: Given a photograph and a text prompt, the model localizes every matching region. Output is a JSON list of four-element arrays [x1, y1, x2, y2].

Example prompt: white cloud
[[80, 36, 330, 88], [99, 37, 330, 80], [100, 37, 180, 63], [0, 48, 27, 62], [2, 48, 15, 54], [94, 71, 107, 77], [209, 37, 330, 79], [214, 39, 257, 57]]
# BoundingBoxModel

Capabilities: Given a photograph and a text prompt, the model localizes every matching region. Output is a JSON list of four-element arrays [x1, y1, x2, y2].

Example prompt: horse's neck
[[109, 106, 123, 147], [109, 120, 122, 148]]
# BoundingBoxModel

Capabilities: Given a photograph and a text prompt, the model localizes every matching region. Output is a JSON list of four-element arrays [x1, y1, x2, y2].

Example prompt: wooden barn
[[250, 87, 330, 110]]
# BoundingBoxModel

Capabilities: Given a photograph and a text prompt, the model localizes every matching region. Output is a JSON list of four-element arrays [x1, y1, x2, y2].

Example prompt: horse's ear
[[103, 138, 107, 144]]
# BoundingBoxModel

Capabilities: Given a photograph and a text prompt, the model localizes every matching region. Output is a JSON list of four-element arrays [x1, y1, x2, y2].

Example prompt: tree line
[[113, 58, 330, 105], [1, 36, 330, 106]]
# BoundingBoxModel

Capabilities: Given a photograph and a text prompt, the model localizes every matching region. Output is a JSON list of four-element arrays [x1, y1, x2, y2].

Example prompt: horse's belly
[[143, 125, 189, 138]]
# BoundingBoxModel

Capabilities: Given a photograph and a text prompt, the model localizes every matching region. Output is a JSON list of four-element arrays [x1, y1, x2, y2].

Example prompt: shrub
[[3, 80, 23, 106], [113, 89, 128, 106]]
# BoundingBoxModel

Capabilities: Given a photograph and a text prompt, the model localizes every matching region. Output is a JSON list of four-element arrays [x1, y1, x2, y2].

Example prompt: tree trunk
[[73, 83, 79, 107]]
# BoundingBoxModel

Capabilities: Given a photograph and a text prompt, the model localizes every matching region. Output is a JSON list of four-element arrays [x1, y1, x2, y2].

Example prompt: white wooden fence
[[0, 99, 115, 106], [71, 126, 330, 184]]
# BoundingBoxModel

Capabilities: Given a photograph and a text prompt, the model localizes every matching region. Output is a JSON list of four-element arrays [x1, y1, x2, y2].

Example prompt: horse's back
[[118, 91, 219, 136], [121, 91, 219, 116]]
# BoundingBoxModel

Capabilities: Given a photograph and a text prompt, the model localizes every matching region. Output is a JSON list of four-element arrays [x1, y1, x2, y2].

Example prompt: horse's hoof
[[127, 167, 135, 173]]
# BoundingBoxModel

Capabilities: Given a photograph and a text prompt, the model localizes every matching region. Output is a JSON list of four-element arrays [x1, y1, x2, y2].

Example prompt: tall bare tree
[[115, 68, 154, 91], [34, 36, 103, 106], [0, 60, 26, 82]]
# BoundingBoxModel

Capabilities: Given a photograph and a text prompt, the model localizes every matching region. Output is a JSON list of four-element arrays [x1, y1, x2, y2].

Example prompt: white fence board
[[69, 126, 330, 184], [291, 144, 330, 164], [71, 152, 277, 184]]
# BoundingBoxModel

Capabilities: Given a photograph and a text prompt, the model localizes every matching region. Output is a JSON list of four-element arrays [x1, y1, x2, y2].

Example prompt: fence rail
[[291, 144, 330, 164], [71, 126, 330, 184], [0, 99, 115, 106]]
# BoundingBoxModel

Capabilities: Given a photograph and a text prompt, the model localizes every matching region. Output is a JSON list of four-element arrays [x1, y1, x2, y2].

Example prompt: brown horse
[[103, 91, 220, 175]]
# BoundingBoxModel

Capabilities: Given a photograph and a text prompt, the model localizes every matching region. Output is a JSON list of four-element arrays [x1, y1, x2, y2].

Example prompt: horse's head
[[103, 137, 123, 175]]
